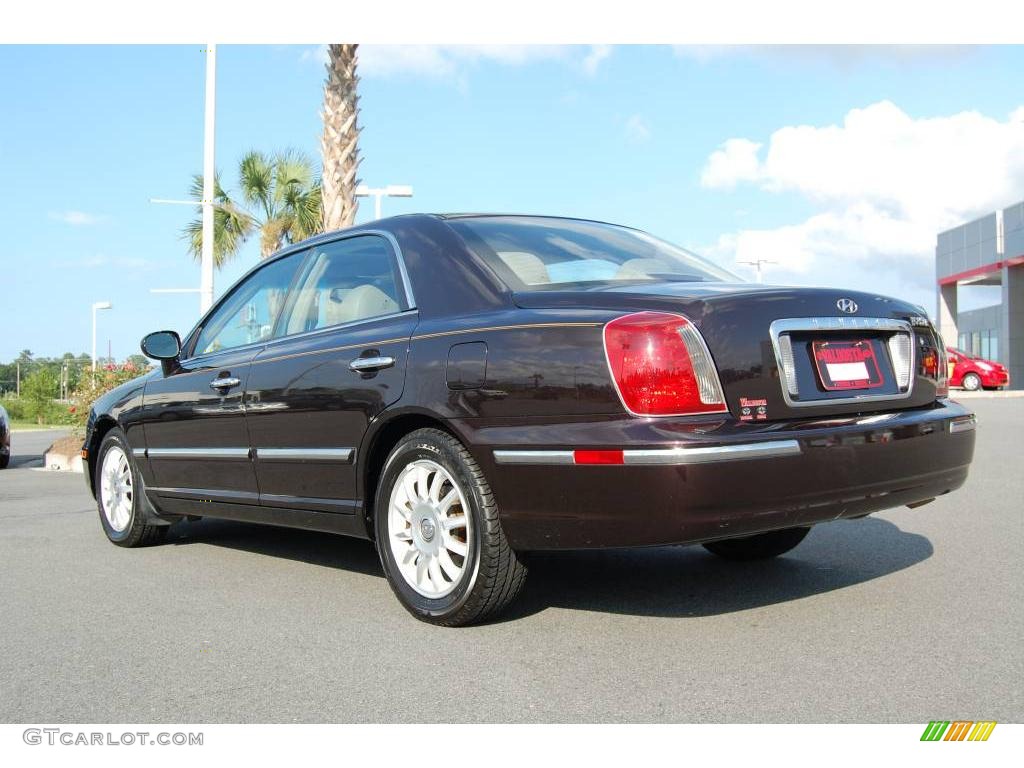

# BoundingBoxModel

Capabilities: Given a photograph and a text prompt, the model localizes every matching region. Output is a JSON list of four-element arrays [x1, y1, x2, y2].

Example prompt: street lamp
[[92, 301, 112, 372], [355, 184, 414, 220], [737, 258, 778, 284]]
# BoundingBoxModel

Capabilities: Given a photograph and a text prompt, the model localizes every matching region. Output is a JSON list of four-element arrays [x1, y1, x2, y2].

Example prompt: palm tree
[[183, 149, 323, 266], [320, 44, 361, 230]]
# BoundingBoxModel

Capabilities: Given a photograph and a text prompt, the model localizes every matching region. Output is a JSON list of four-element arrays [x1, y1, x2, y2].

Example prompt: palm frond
[[180, 171, 254, 268], [238, 150, 274, 220]]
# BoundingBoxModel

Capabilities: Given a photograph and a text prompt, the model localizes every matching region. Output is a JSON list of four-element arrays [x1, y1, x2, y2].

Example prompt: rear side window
[[279, 236, 404, 335], [447, 216, 738, 290]]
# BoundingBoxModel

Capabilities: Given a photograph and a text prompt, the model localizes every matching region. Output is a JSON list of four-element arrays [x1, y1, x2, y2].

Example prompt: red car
[[946, 347, 1010, 391]]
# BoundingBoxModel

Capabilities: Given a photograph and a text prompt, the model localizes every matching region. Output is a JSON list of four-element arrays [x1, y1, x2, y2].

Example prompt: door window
[[192, 252, 305, 356], [280, 236, 404, 336]]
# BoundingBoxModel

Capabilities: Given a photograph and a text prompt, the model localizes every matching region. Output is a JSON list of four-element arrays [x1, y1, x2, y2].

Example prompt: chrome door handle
[[209, 376, 241, 390], [349, 356, 395, 372]]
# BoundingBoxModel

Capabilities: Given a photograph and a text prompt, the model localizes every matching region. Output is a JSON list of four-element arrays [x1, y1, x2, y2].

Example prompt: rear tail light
[[603, 311, 727, 416], [887, 333, 913, 390], [935, 344, 949, 397]]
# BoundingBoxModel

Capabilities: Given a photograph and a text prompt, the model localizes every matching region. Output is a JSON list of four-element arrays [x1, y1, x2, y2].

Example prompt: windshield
[[447, 216, 740, 290], [951, 348, 978, 360]]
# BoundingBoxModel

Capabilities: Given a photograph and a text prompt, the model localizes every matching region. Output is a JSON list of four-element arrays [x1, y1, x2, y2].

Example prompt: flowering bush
[[68, 364, 149, 430]]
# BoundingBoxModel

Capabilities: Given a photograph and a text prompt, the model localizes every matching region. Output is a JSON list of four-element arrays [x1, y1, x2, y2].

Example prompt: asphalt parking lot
[[1, 398, 1021, 723]]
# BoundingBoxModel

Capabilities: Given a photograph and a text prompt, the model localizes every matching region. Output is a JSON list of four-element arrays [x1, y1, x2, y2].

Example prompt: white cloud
[[305, 45, 610, 81], [700, 101, 1024, 308], [701, 139, 762, 188], [625, 114, 651, 144], [581, 45, 612, 76], [673, 45, 978, 69], [49, 210, 100, 225]]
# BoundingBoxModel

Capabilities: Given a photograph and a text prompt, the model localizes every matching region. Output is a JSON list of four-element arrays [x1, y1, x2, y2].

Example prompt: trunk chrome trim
[[769, 317, 916, 408], [255, 448, 355, 462], [949, 416, 977, 434], [493, 440, 801, 466], [146, 448, 250, 460]]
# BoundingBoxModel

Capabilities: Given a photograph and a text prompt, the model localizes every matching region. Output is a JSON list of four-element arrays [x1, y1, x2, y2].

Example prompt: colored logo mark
[[920, 721, 997, 741]]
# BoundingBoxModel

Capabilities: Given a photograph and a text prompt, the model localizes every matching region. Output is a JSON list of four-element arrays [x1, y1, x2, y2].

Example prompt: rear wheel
[[962, 372, 981, 391], [0, 452, 8, 470], [95, 428, 167, 547], [702, 526, 811, 561], [374, 428, 527, 626]]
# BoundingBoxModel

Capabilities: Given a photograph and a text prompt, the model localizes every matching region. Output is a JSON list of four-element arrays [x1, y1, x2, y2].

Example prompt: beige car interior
[[286, 255, 399, 335]]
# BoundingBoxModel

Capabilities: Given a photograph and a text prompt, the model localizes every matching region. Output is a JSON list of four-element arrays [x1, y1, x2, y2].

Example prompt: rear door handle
[[209, 376, 241, 390], [349, 356, 395, 372]]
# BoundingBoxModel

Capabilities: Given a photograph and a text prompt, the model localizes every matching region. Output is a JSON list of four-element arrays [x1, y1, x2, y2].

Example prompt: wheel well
[[86, 416, 118, 495], [361, 413, 453, 538]]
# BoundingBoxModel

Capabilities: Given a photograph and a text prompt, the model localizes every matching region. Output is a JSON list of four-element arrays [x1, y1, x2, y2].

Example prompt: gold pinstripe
[[252, 337, 409, 366], [411, 322, 602, 342], [249, 322, 601, 366]]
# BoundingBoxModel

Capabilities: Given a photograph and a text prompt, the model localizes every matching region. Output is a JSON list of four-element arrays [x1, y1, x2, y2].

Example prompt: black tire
[[95, 428, 167, 548], [962, 372, 981, 392], [0, 452, 8, 470], [702, 526, 811, 561], [374, 428, 527, 626]]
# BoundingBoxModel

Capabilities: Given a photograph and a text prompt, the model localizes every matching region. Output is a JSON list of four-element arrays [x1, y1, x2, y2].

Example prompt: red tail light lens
[[603, 311, 727, 416]]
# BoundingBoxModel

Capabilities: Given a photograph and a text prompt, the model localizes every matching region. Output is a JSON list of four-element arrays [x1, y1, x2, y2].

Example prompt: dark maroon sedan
[[83, 215, 976, 625]]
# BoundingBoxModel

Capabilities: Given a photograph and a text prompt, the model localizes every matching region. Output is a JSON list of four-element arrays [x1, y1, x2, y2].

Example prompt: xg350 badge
[[836, 298, 859, 314]]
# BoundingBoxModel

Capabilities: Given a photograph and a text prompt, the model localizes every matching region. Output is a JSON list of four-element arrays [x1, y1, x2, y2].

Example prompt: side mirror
[[140, 330, 182, 376]]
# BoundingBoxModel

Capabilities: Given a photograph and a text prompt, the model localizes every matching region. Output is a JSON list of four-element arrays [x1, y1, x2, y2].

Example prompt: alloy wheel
[[99, 445, 133, 532], [387, 459, 472, 598]]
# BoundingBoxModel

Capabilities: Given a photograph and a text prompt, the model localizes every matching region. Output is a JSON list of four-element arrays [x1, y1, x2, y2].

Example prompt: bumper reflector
[[573, 450, 624, 465]]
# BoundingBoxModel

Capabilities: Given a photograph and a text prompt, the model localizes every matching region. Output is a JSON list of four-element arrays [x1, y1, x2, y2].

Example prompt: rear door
[[244, 234, 417, 513], [140, 250, 306, 505]]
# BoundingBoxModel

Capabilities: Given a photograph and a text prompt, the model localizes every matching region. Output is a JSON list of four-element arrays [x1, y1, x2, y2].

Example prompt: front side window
[[192, 251, 305, 356], [447, 216, 739, 290], [279, 236, 403, 335]]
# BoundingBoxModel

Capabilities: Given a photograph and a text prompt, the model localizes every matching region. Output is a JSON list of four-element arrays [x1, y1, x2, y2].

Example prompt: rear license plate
[[812, 340, 884, 391]]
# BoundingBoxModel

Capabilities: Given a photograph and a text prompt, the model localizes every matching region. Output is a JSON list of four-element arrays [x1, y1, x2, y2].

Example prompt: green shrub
[[22, 369, 59, 424], [0, 396, 28, 422]]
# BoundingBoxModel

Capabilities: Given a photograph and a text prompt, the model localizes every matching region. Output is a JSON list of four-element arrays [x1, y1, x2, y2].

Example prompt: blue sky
[[2, 44, 1023, 361]]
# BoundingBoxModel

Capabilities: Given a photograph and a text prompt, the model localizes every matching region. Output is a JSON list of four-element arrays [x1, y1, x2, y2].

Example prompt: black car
[[0, 404, 10, 469], [83, 215, 976, 625]]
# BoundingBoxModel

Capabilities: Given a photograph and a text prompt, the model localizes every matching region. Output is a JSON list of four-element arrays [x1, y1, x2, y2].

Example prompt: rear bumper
[[457, 400, 976, 550]]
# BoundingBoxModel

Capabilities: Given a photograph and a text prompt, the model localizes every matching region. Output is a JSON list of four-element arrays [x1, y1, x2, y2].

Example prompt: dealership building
[[936, 200, 1024, 389]]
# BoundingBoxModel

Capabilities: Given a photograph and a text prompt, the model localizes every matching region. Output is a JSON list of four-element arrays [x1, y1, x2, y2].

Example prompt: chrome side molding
[[143, 447, 356, 462], [256, 448, 355, 462], [146, 448, 251, 460]]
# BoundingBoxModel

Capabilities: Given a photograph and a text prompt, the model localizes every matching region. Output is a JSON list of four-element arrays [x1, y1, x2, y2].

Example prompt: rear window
[[447, 216, 738, 290]]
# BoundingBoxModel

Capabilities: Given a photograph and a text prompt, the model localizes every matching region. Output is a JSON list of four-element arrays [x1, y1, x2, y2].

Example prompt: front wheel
[[95, 428, 167, 547], [374, 428, 527, 626], [702, 526, 811, 561], [961, 372, 982, 391]]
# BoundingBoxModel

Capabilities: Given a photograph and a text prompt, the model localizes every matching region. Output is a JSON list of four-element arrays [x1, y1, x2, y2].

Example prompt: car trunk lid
[[514, 282, 944, 420]]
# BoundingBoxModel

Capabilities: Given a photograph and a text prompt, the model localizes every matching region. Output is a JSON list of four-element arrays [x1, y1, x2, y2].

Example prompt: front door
[[139, 250, 307, 505], [244, 234, 416, 513]]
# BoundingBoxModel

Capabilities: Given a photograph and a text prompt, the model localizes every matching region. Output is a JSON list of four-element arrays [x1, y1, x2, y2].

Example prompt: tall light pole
[[737, 258, 777, 284], [200, 43, 217, 313], [150, 43, 217, 314], [91, 301, 112, 373], [355, 184, 413, 220]]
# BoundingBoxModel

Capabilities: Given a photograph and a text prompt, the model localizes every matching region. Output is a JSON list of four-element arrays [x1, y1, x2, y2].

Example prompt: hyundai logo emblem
[[836, 298, 859, 314]]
